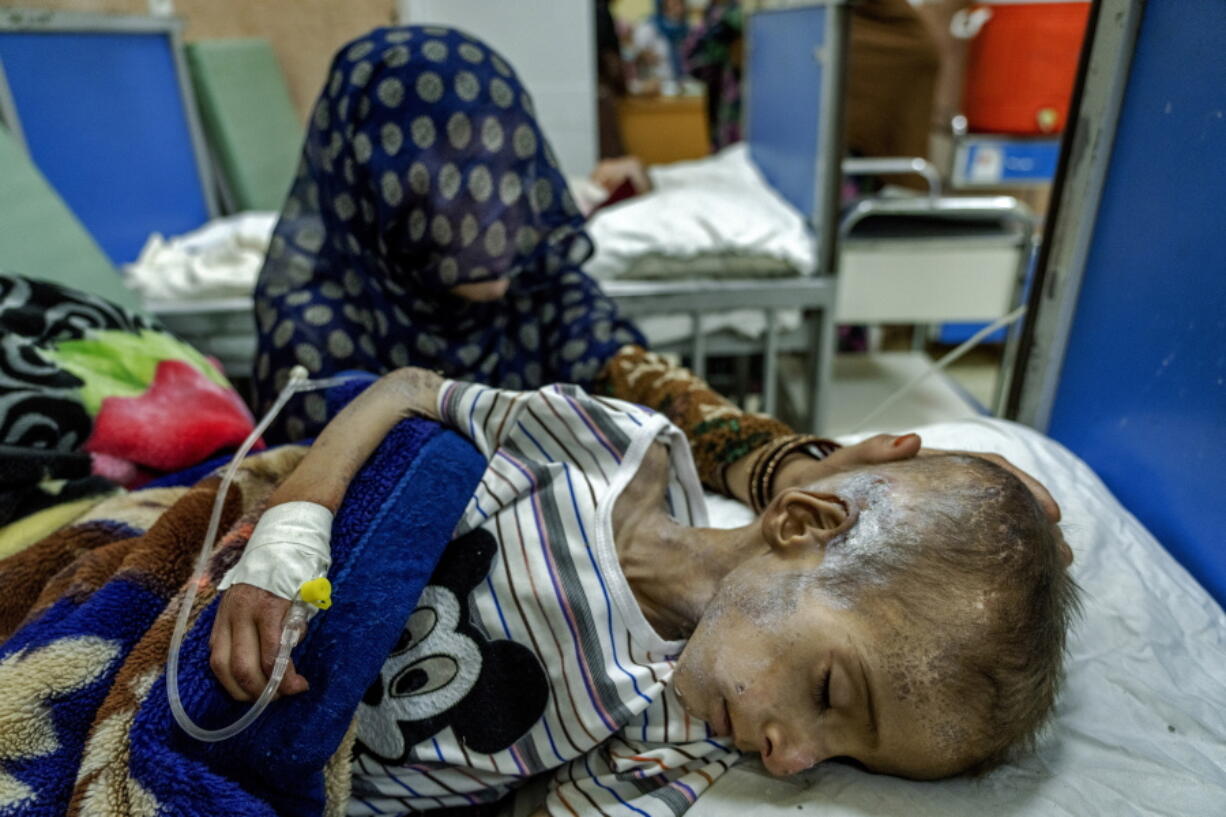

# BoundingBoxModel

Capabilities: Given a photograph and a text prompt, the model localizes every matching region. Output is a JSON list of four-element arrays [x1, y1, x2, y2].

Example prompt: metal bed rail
[[837, 195, 1038, 413], [604, 277, 837, 433], [842, 156, 943, 197], [148, 276, 838, 434]]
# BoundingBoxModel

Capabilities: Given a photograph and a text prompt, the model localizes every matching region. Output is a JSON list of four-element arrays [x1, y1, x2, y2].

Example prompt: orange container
[[960, 1, 1091, 135]]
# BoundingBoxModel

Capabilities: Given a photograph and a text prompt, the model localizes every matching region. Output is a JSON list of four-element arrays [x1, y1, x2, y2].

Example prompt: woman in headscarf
[[628, 0, 691, 89], [253, 25, 841, 505]]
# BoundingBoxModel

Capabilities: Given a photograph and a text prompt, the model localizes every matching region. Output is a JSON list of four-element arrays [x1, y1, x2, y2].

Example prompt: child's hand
[[209, 583, 309, 701]]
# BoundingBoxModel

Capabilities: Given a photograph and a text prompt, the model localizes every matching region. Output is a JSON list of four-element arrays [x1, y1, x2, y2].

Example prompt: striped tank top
[[349, 380, 740, 816]]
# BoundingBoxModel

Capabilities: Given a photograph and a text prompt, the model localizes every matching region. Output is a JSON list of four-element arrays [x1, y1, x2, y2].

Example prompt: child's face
[[672, 470, 970, 780]]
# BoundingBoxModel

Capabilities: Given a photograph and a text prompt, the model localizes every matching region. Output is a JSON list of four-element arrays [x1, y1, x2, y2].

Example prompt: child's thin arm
[[210, 367, 441, 702], [267, 367, 443, 512]]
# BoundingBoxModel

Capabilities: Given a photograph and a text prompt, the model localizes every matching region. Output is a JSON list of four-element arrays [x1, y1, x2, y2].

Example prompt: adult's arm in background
[[595, 345, 1059, 521], [593, 345, 917, 506]]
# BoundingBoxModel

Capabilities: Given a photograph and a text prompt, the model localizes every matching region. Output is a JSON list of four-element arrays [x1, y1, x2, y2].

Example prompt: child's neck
[[612, 442, 764, 640], [619, 513, 764, 641]]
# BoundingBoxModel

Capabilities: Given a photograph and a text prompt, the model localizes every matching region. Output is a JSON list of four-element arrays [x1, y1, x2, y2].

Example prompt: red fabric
[[963, 2, 1091, 135], [85, 360, 262, 473]]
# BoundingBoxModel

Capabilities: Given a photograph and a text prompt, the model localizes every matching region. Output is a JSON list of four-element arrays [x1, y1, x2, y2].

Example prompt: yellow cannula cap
[[299, 577, 332, 610]]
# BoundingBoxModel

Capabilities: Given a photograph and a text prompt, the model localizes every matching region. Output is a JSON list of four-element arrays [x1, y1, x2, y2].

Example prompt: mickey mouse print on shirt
[[356, 528, 549, 761]]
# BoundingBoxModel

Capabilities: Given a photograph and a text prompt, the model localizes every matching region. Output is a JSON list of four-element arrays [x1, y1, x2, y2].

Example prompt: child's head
[[674, 454, 1079, 779]]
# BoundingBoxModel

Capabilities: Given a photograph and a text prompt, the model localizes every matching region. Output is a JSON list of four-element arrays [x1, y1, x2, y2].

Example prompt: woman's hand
[[210, 583, 308, 701], [916, 445, 1062, 524], [765, 433, 1063, 528], [771, 433, 924, 496]]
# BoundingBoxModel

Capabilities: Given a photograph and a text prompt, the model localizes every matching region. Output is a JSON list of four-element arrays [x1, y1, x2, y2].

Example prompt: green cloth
[[0, 125, 137, 310], [186, 39, 301, 212]]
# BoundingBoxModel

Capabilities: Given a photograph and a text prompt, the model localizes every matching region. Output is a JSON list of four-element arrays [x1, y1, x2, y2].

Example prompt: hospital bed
[[500, 415, 1226, 816], [585, 1, 1036, 424], [587, 149, 1036, 420], [1, 6, 1225, 815], [148, 0, 853, 434]]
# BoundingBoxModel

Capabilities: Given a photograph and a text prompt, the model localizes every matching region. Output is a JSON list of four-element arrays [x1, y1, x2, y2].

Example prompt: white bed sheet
[[696, 417, 1226, 817], [634, 310, 803, 347]]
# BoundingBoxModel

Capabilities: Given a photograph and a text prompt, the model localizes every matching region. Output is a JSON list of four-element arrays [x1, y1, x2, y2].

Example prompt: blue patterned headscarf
[[254, 26, 644, 441]]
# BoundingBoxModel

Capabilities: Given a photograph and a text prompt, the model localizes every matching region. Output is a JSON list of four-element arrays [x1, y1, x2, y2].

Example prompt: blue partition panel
[[1047, 0, 1226, 604], [0, 30, 212, 264], [746, 6, 825, 220]]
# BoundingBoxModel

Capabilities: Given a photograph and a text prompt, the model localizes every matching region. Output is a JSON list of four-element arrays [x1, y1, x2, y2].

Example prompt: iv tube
[[166, 366, 358, 742], [852, 305, 1027, 433]]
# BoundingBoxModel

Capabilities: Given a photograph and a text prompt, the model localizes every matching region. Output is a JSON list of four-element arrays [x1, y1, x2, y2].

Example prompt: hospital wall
[[3, 0, 396, 117], [399, 0, 598, 176]]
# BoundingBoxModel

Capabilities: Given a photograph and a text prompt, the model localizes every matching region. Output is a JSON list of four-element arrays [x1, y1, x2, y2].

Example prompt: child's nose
[[760, 724, 821, 777]]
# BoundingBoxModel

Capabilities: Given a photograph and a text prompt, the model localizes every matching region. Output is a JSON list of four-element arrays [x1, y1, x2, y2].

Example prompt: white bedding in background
[[125, 212, 277, 301], [695, 418, 1226, 817], [584, 144, 816, 281], [633, 309, 803, 347]]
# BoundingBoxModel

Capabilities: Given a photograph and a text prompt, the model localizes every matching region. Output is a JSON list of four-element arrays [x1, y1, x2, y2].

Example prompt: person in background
[[626, 0, 691, 93], [686, 0, 941, 179], [595, 0, 627, 158], [684, 0, 744, 148], [253, 25, 1042, 510], [253, 25, 845, 504]]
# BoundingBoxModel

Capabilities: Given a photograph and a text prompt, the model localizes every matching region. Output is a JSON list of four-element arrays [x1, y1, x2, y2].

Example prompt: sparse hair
[[819, 454, 1081, 776]]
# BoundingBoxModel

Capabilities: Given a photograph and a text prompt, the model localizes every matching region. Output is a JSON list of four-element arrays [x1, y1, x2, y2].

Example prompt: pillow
[[585, 144, 816, 281]]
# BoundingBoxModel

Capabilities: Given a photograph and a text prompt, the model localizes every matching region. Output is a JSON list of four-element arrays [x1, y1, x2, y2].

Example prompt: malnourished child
[[212, 368, 1077, 816]]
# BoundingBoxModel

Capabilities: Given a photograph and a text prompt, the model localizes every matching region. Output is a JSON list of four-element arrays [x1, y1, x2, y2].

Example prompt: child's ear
[[762, 489, 856, 554]]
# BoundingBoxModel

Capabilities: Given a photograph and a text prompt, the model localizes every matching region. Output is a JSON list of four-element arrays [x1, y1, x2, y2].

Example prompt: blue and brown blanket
[[0, 395, 485, 817]]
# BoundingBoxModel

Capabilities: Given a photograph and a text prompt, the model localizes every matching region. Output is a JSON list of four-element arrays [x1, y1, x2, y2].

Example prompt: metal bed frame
[[604, 277, 838, 432], [838, 158, 1039, 409], [590, 0, 852, 433]]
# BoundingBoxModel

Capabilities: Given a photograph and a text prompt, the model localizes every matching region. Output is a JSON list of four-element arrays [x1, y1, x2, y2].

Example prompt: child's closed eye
[[815, 667, 833, 714]]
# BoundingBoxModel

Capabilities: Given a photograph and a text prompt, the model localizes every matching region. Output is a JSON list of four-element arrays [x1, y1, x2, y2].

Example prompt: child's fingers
[[209, 619, 251, 702], [256, 613, 310, 698], [280, 659, 310, 696], [230, 617, 270, 700], [257, 610, 283, 679]]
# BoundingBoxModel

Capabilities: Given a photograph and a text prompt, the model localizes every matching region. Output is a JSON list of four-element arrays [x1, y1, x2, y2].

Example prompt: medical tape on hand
[[218, 501, 333, 602]]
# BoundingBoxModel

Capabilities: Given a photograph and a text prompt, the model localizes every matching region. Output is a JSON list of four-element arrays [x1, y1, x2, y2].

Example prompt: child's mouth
[[712, 697, 734, 740]]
